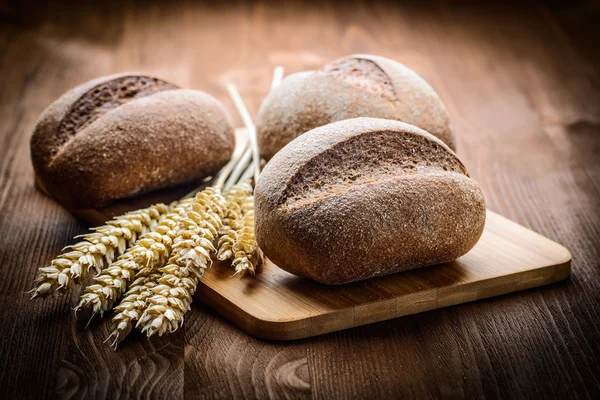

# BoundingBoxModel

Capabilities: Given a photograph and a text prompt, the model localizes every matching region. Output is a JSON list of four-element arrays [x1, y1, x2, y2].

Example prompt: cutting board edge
[[196, 257, 571, 341]]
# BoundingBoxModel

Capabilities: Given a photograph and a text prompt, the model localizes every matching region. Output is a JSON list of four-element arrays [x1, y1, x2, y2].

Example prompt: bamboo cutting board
[[192, 210, 571, 340]]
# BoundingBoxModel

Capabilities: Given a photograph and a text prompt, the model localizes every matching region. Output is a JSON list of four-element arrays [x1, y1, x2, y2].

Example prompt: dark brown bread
[[256, 54, 456, 159], [31, 74, 235, 210], [255, 118, 485, 285]]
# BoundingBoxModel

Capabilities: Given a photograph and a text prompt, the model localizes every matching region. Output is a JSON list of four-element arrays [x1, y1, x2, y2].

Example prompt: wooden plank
[[0, 1, 599, 399]]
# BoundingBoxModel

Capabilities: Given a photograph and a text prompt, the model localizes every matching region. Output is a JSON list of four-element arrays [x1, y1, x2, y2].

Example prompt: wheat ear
[[231, 194, 263, 275], [105, 201, 198, 346], [30, 203, 170, 299], [106, 270, 161, 348], [137, 187, 226, 337], [217, 183, 253, 261], [74, 199, 194, 316]]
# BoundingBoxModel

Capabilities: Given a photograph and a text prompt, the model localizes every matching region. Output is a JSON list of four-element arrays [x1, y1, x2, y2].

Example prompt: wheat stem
[[223, 147, 251, 190], [226, 84, 260, 185], [238, 161, 256, 186], [271, 66, 284, 90]]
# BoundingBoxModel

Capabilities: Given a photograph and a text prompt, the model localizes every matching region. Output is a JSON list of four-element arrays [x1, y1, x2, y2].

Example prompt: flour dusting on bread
[[282, 129, 466, 207], [322, 57, 396, 102], [54, 76, 177, 158]]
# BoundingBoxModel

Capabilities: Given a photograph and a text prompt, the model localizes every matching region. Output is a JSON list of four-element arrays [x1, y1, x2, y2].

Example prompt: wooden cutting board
[[193, 210, 571, 340]]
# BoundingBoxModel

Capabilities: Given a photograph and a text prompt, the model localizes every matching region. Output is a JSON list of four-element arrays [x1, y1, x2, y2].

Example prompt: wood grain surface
[[194, 211, 571, 340], [1, 0, 599, 399]]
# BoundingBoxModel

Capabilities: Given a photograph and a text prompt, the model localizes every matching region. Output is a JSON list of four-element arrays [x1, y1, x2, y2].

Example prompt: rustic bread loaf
[[31, 73, 235, 210], [255, 118, 485, 285], [256, 54, 456, 159]]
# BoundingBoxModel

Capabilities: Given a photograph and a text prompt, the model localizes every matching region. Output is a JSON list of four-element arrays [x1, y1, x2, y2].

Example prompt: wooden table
[[1, 1, 599, 398]]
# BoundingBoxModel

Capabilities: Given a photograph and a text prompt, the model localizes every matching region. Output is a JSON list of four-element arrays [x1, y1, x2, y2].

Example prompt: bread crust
[[256, 54, 456, 159], [255, 118, 485, 285], [31, 75, 235, 210]]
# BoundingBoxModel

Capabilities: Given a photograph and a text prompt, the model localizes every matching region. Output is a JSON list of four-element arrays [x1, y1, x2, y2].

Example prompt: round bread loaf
[[255, 117, 485, 285], [31, 74, 235, 210], [256, 54, 456, 159]]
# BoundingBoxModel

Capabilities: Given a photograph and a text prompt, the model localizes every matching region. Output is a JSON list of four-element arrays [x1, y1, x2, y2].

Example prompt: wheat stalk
[[136, 187, 226, 337], [227, 84, 261, 185], [30, 203, 170, 299], [74, 199, 194, 316]]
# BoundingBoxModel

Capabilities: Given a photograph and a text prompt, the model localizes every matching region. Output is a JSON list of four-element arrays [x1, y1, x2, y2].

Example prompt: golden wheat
[[232, 206, 263, 275], [107, 270, 161, 348], [217, 183, 252, 261], [30, 203, 170, 299], [74, 199, 194, 316], [137, 187, 226, 337]]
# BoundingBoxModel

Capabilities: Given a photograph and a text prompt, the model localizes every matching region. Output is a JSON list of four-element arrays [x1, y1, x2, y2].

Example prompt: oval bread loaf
[[255, 117, 485, 285], [31, 74, 235, 210], [256, 54, 456, 159]]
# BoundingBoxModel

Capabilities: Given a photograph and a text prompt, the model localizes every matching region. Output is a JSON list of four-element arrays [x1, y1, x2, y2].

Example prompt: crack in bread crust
[[281, 130, 467, 207], [53, 76, 177, 160], [321, 57, 396, 102]]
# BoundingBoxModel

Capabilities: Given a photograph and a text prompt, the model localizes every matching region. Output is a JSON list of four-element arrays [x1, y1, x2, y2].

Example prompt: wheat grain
[[137, 187, 226, 337], [74, 199, 194, 316], [217, 183, 252, 261], [30, 203, 170, 299], [106, 270, 161, 348]]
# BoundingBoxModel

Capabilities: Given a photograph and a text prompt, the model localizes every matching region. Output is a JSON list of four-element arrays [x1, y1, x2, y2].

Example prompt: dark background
[[0, 0, 599, 398]]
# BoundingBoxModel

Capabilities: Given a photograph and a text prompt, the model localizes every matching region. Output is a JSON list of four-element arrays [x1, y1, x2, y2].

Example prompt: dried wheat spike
[[74, 200, 193, 316], [232, 205, 263, 276], [137, 187, 226, 337], [217, 183, 253, 261], [106, 269, 161, 348], [30, 203, 170, 299]]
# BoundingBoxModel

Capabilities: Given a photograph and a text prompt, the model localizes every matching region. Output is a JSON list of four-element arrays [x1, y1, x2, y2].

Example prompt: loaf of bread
[[31, 74, 235, 210], [256, 54, 456, 159], [255, 118, 485, 285]]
